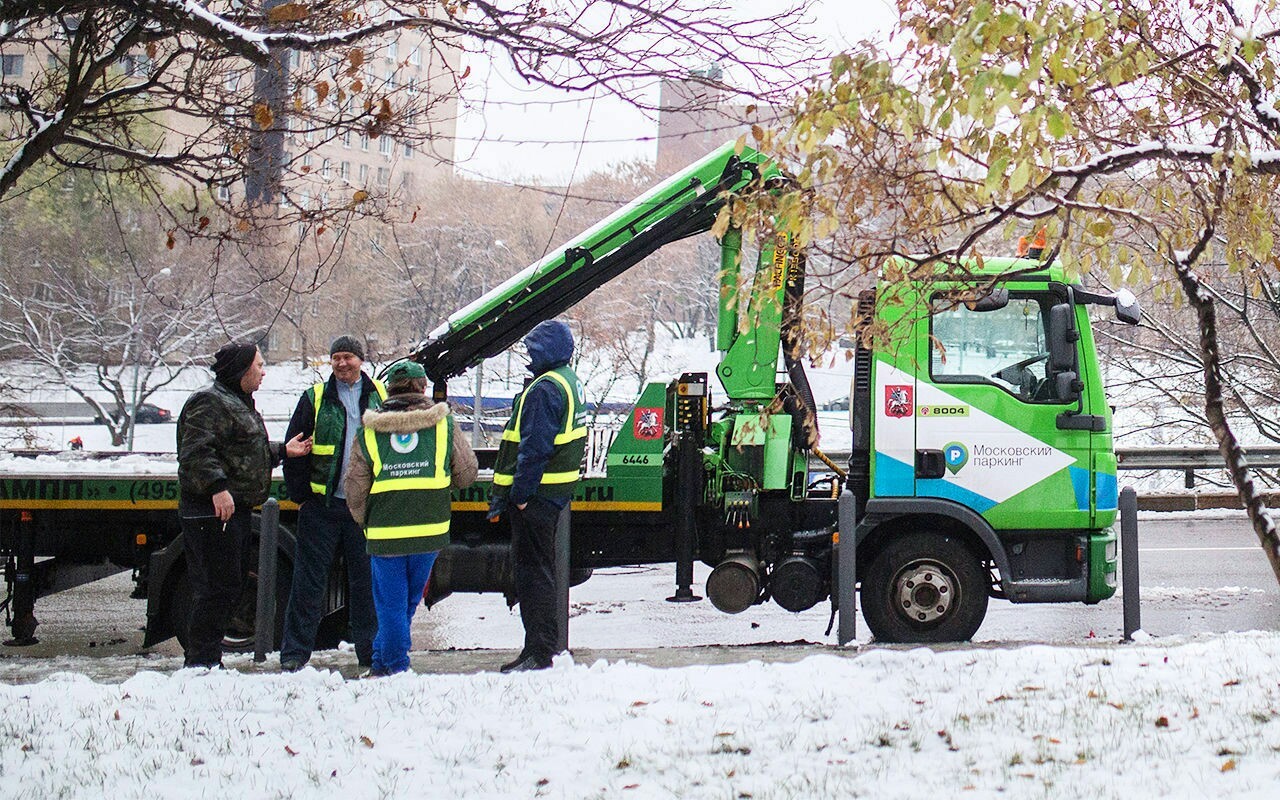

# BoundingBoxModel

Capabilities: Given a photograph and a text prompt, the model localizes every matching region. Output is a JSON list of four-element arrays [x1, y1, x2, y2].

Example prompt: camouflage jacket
[[177, 379, 281, 514]]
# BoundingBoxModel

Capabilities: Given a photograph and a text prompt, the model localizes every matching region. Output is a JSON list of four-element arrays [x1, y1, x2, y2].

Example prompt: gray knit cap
[[329, 335, 365, 361]]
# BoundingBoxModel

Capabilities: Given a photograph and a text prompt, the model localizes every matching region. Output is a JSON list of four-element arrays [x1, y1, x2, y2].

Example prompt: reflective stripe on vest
[[308, 378, 387, 495], [491, 366, 586, 491]]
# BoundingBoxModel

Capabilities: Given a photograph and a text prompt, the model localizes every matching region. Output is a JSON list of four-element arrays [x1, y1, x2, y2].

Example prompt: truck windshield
[[931, 296, 1052, 399]]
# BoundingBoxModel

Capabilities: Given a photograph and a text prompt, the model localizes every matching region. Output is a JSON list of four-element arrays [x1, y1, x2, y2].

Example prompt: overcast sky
[[452, 1, 899, 184]]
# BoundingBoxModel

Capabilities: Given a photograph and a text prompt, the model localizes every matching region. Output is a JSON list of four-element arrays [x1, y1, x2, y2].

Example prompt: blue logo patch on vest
[[390, 432, 419, 454]]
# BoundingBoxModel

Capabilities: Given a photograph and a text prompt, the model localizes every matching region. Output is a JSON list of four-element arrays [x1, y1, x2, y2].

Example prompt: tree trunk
[[1176, 264, 1280, 585]]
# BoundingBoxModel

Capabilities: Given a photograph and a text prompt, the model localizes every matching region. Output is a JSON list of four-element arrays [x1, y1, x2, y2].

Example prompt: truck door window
[[931, 295, 1055, 402]]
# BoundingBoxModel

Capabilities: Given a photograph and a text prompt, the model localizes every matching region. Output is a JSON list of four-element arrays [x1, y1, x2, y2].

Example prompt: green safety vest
[[357, 413, 453, 556], [308, 377, 387, 496], [492, 365, 587, 501]]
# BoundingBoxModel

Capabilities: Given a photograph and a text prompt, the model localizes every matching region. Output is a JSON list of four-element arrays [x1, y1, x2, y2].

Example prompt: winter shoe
[[501, 654, 552, 673]]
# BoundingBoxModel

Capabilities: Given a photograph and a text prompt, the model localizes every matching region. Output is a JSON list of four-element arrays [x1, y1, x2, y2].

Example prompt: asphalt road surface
[[1, 511, 1275, 681]]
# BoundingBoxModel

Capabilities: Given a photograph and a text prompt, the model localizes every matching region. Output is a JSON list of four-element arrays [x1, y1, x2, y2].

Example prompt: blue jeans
[[280, 498, 376, 665], [369, 552, 437, 674]]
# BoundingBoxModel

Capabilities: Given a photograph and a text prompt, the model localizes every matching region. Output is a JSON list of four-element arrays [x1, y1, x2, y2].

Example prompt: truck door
[[914, 290, 1090, 530]]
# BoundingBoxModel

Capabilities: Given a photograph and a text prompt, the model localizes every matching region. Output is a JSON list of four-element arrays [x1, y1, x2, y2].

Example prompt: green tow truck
[[0, 141, 1140, 648]]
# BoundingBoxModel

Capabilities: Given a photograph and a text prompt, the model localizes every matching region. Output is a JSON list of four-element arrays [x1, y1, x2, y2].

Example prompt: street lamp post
[[471, 239, 518, 446]]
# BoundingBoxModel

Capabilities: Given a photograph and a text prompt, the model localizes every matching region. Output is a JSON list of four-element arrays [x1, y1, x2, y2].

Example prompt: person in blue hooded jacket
[[488, 320, 588, 672]]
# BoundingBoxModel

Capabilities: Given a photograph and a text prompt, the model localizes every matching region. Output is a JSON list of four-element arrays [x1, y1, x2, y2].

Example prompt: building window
[[403, 141, 413, 159], [302, 153, 313, 171], [387, 41, 397, 62], [358, 164, 369, 184], [409, 46, 421, 66], [379, 135, 392, 157], [216, 184, 230, 201], [376, 167, 389, 186], [340, 161, 351, 181], [385, 68, 397, 90], [1, 54, 24, 77], [342, 130, 352, 149], [360, 134, 369, 152], [321, 158, 331, 178]]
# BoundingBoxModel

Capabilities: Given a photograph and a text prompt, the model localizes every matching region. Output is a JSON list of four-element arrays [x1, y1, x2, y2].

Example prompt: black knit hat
[[211, 342, 258, 385], [330, 335, 365, 361]]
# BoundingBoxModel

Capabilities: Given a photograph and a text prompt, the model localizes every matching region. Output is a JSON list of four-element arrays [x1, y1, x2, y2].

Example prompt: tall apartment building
[[272, 33, 460, 211], [656, 64, 784, 174], [0, 15, 460, 207]]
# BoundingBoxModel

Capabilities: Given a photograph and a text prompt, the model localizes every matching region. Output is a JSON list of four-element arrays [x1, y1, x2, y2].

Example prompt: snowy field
[[3, 633, 1280, 799]]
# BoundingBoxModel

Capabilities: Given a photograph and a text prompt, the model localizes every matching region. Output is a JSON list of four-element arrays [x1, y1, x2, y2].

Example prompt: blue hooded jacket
[[506, 320, 576, 509]]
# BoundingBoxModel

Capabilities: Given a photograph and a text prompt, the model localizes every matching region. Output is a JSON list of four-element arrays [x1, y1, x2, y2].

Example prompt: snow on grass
[[3, 634, 1280, 798]]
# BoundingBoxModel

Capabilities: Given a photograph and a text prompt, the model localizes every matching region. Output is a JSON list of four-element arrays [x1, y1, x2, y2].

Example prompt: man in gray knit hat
[[279, 335, 387, 672]]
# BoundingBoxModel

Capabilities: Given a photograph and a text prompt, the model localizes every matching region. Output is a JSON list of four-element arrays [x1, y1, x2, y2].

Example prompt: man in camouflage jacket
[[177, 342, 308, 668]]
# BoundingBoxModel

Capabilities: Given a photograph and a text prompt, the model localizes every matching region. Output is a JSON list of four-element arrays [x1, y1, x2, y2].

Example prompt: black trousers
[[182, 508, 252, 667], [280, 498, 376, 666], [511, 497, 561, 660]]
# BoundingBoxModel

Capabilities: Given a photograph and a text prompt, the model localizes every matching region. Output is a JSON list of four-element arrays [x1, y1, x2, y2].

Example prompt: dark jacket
[[177, 379, 281, 515], [282, 372, 382, 505], [343, 393, 479, 528], [508, 321, 574, 508]]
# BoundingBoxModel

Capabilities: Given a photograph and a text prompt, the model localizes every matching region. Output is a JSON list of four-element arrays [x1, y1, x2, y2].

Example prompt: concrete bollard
[[1119, 486, 1141, 641], [254, 498, 281, 663], [837, 489, 858, 646], [554, 504, 571, 654]]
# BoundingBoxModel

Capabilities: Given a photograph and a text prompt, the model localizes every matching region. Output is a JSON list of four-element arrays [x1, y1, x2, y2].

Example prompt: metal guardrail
[[1114, 446, 1280, 469]]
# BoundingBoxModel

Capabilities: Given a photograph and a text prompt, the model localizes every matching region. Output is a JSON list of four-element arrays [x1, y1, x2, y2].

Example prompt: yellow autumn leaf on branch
[[268, 3, 310, 24]]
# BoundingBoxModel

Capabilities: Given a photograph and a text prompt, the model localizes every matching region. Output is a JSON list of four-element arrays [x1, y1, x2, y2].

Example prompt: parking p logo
[[944, 442, 968, 474]]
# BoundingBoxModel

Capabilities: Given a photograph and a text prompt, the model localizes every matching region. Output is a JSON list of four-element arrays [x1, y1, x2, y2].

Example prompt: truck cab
[[847, 257, 1139, 640]]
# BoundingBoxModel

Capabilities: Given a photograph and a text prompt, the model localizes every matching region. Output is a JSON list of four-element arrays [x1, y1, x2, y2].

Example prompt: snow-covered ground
[[3, 633, 1279, 799], [4, 342, 1278, 797]]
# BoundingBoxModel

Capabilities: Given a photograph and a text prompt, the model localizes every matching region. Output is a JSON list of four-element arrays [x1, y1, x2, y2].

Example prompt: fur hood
[[361, 399, 450, 434]]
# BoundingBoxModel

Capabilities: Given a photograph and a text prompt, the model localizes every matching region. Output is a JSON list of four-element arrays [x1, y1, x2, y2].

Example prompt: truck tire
[[168, 536, 294, 654], [861, 531, 988, 643]]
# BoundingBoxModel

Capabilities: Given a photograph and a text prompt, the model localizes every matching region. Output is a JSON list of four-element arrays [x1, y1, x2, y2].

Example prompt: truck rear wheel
[[861, 531, 988, 643]]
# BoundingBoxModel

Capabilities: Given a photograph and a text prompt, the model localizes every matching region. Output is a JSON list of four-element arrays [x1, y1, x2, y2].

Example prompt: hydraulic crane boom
[[409, 142, 784, 390]]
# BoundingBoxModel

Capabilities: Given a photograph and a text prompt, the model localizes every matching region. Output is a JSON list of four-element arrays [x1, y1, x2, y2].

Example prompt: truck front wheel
[[861, 531, 988, 643]]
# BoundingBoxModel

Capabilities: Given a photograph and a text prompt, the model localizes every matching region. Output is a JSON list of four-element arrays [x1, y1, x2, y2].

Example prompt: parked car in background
[[821, 395, 850, 412], [95, 403, 172, 425]]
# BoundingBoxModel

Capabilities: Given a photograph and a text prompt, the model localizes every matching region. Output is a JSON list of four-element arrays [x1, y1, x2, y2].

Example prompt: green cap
[[384, 361, 426, 383]]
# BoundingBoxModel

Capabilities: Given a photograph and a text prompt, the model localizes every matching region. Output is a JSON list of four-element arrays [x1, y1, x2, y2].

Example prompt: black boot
[[502, 654, 552, 673]]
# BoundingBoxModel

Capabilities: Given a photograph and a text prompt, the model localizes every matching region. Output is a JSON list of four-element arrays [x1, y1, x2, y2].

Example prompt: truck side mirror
[[1047, 303, 1077, 373], [968, 287, 1009, 312], [1115, 288, 1141, 325]]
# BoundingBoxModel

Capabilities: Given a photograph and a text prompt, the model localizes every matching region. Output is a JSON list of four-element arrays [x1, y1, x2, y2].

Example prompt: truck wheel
[[861, 532, 988, 643], [168, 540, 293, 654]]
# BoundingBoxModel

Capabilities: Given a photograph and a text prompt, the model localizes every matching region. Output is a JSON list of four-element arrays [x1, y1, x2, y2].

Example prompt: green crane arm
[[410, 142, 783, 388]]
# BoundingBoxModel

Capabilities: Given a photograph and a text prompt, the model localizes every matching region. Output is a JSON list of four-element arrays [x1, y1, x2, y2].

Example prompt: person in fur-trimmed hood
[[344, 360, 477, 676]]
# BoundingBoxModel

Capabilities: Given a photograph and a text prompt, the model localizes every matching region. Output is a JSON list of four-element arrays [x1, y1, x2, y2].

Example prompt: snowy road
[[1, 511, 1275, 683]]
